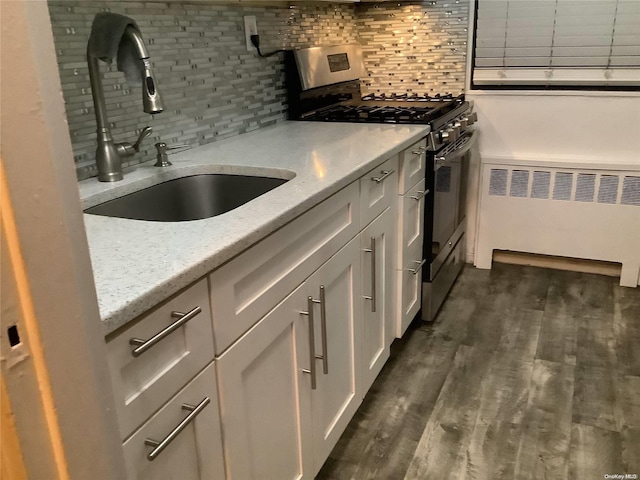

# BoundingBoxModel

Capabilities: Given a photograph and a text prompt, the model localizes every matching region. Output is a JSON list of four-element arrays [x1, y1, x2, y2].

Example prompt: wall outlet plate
[[244, 16, 258, 52]]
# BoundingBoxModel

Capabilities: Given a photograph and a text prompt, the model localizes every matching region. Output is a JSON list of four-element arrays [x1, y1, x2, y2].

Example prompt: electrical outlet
[[244, 15, 258, 52]]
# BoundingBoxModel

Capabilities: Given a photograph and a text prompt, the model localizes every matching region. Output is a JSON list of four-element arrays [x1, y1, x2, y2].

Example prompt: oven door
[[426, 130, 477, 281]]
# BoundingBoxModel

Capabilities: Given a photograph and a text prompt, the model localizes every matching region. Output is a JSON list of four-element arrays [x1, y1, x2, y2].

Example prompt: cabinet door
[[122, 362, 224, 480], [396, 257, 423, 338], [398, 178, 426, 270], [305, 237, 363, 475], [216, 284, 313, 480], [396, 179, 426, 338], [360, 208, 394, 395], [360, 155, 399, 228]]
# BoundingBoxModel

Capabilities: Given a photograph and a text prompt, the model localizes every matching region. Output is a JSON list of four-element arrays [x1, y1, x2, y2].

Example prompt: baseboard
[[493, 250, 622, 278]]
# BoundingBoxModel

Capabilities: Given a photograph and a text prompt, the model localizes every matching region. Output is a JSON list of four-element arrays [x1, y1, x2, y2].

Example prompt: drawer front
[[396, 257, 424, 338], [209, 182, 360, 354], [398, 138, 427, 194], [360, 155, 399, 228], [107, 279, 214, 439], [398, 179, 426, 270], [123, 362, 224, 480]]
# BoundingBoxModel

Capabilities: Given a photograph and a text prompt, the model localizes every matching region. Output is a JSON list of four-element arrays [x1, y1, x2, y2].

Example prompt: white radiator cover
[[475, 158, 640, 287]]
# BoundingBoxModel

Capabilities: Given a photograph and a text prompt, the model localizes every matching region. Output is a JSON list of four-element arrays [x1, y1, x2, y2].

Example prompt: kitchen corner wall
[[48, 0, 468, 180]]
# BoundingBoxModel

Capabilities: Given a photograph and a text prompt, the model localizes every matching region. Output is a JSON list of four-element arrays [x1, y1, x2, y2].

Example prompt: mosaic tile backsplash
[[357, 1, 468, 96], [48, 0, 468, 180]]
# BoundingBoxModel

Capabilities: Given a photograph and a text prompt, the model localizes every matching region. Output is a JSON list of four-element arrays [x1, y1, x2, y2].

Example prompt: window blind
[[473, 0, 640, 86]]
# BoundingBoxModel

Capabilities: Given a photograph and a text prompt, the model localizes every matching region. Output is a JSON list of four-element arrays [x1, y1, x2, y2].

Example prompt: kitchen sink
[[84, 174, 290, 221]]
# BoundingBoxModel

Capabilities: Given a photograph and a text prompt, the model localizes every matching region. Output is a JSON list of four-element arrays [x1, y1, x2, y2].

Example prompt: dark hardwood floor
[[317, 263, 640, 480]]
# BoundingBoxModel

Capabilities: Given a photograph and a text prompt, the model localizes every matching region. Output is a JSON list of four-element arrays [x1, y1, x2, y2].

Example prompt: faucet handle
[[133, 126, 153, 152]]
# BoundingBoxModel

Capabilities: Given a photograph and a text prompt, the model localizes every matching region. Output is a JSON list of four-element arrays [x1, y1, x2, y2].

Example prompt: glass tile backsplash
[[48, 0, 468, 180]]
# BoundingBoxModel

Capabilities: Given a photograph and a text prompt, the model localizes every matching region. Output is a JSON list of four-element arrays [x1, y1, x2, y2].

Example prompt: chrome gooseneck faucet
[[87, 25, 163, 182]]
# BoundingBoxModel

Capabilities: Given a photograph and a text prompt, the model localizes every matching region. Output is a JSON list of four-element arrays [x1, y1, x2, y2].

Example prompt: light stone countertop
[[80, 121, 430, 336]]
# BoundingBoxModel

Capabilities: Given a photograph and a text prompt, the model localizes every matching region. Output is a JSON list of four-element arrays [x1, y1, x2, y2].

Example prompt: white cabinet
[[106, 279, 215, 439], [106, 136, 428, 479], [360, 155, 399, 228], [396, 179, 427, 337], [305, 237, 362, 475], [396, 256, 423, 337], [106, 280, 222, 480], [217, 236, 362, 479], [359, 207, 395, 395], [122, 362, 225, 480], [395, 142, 427, 338], [216, 284, 313, 480], [398, 138, 427, 195], [209, 183, 360, 354], [398, 179, 426, 270]]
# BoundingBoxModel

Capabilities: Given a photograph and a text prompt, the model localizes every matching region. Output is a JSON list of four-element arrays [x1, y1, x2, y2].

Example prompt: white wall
[[468, 92, 640, 168]]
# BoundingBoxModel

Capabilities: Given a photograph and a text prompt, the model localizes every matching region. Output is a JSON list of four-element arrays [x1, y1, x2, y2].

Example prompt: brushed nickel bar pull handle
[[300, 297, 317, 390], [363, 236, 377, 312], [364, 237, 377, 312], [130, 306, 202, 357], [310, 293, 327, 374], [409, 189, 429, 201], [371, 169, 395, 183], [371, 237, 377, 312], [407, 259, 427, 275], [318, 286, 329, 374], [411, 146, 426, 155], [144, 396, 210, 461]]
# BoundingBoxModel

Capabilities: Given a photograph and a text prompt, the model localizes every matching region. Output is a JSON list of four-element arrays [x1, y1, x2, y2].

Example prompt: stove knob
[[441, 128, 457, 144], [450, 124, 461, 138], [468, 112, 478, 124], [458, 118, 468, 129]]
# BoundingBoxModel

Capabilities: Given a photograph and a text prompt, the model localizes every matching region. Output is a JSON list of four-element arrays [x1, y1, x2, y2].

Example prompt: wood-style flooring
[[317, 263, 640, 480]]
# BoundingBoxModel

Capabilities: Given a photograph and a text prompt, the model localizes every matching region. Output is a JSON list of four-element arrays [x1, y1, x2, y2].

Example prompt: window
[[472, 0, 640, 88]]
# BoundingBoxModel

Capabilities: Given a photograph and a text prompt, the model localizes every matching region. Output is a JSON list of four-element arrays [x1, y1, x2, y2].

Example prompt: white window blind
[[473, 0, 640, 86]]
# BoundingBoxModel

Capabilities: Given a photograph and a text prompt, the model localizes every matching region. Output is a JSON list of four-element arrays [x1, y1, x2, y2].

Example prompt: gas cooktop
[[298, 96, 462, 124]]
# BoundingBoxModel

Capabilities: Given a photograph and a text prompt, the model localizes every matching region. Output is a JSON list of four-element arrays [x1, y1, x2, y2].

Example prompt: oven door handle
[[435, 130, 478, 170]]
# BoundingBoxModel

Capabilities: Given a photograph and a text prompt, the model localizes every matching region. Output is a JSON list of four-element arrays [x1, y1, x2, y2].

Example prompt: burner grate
[[305, 104, 439, 124], [361, 92, 455, 102]]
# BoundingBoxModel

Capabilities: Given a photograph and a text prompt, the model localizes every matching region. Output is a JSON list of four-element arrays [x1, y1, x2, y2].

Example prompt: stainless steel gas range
[[285, 44, 477, 322]]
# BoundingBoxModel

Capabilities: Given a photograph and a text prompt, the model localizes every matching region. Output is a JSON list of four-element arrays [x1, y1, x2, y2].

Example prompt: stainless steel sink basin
[[84, 174, 289, 221]]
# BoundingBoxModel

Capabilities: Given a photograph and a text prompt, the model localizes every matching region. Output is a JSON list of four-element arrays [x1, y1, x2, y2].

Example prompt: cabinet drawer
[[209, 182, 360, 354], [396, 256, 424, 338], [123, 362, 224, 480], [107, 279, 214, 439], [398, 179, 426, 270], [398, 138, 427, 194], [360, 155, 399, 228]]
